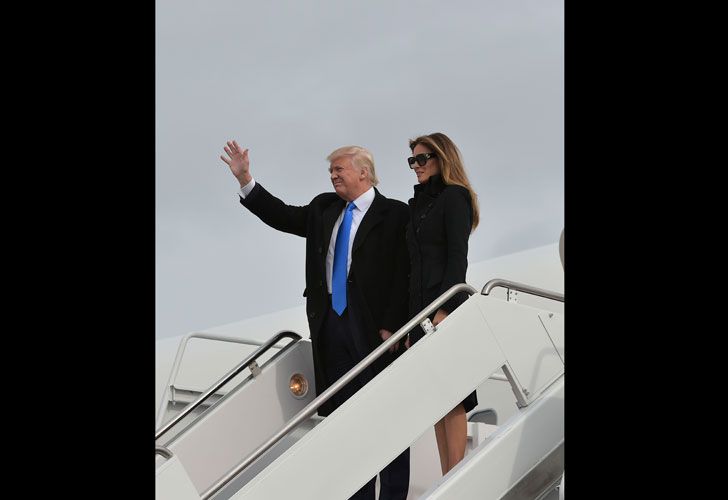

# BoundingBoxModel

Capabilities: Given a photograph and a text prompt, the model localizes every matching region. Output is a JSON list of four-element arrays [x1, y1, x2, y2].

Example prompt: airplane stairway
[[155, 331, 322, 498], [155, 278, 564, 499]]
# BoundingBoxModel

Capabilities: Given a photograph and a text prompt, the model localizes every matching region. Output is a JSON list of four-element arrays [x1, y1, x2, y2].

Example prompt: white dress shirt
[[238, 179, 374, 294], [325, 186, 374, 293], [238, 178, 256, 198]]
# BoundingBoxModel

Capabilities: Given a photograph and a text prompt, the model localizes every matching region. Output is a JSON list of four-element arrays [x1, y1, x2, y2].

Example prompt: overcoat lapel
[[352, 190, 385, 253]]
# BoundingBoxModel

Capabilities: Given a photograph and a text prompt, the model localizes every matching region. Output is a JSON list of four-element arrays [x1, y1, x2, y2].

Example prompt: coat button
[[308, 311, 316, 319], [317, 246, 322, 253]]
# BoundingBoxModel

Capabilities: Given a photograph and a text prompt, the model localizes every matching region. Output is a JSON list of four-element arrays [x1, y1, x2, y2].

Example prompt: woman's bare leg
[[443, 404, 467, 472], [434, 418, 449, 475]]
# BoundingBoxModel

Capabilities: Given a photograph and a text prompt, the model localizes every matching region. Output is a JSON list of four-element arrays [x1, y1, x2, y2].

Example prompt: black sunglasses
[[408, 152, 437, 168]]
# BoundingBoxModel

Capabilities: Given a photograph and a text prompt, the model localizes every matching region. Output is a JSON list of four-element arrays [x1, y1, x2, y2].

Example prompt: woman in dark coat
[[404, 132, 480, 475]]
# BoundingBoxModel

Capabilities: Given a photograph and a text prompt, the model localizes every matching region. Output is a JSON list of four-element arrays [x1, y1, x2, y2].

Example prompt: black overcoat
[[405, 174, 478, 412], [241, 182, 410, 416], [406, 174, 472, 322]]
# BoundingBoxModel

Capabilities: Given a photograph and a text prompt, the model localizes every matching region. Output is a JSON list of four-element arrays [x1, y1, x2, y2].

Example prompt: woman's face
[[411, 143, 441, 184]]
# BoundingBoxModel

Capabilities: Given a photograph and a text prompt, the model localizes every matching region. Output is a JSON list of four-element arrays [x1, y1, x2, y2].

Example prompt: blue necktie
[[332, 202, 356, 315]]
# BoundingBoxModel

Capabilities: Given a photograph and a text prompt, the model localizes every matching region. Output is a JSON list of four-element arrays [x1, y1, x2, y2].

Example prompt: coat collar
[[322, 188, 387, 256], [352, 187, 386, 253], [413, 173, 446, 198]]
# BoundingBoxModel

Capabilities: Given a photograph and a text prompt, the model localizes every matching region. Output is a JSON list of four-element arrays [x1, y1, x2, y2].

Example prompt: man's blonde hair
[[326, 145, 379, 186]]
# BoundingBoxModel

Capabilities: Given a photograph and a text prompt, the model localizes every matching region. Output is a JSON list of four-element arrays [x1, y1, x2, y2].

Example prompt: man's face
[[329, 155, 367, 202]]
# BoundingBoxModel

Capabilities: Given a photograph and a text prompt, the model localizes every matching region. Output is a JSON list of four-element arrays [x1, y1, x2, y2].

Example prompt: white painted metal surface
[[172, 339, 275, 395], [155, 244, 564, 413], [474, 297, 563, 404], [538, 311, 564, 363], [154, 293, 563, 499], [156, 455, 201, 500], [157, 340, 316, 496], [157, 334, 292, 430], [155, 244, 565, 499], [407, 421, 499, 498], [423, 377, 564, 499], [229, 295, 511, 499], [157, 341, 522, 498], [156, 306, 312, 421]]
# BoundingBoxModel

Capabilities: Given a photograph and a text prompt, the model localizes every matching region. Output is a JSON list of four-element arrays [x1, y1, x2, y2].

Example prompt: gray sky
[[156, 0, 563, 340]]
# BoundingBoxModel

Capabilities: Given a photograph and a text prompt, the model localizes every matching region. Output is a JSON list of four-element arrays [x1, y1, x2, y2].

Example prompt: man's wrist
[[238, 176, 256, 199], [238, 174, 252, 188]]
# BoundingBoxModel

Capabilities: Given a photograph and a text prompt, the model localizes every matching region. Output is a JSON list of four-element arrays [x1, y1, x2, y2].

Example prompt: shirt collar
[[350, 186, 375, 212]]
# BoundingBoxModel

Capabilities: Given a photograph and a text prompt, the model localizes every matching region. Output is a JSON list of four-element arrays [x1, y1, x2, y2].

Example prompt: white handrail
[[155, 331, 300, 431]]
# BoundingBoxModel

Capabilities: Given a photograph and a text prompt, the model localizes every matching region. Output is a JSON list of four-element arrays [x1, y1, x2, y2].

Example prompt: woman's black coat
[[406, 174, 472, 323], [405, 173, 478, 412]]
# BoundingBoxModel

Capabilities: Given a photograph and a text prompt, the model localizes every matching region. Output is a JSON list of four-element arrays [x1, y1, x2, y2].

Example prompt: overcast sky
[[155, 0, 563, 340]]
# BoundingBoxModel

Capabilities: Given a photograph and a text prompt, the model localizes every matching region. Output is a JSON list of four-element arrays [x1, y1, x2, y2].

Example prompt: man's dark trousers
[[320, 304, 410, 500]]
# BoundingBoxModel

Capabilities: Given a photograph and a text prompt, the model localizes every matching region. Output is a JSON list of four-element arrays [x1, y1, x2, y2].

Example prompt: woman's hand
[[433, 308, 448, 326]]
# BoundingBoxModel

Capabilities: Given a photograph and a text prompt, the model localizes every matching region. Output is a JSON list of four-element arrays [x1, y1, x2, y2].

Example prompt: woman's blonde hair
[[409, 132, 479, 231]]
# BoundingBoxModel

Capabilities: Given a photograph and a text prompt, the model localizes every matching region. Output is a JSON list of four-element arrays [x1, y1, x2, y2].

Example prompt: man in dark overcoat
[[221, 140, 411, 500]]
